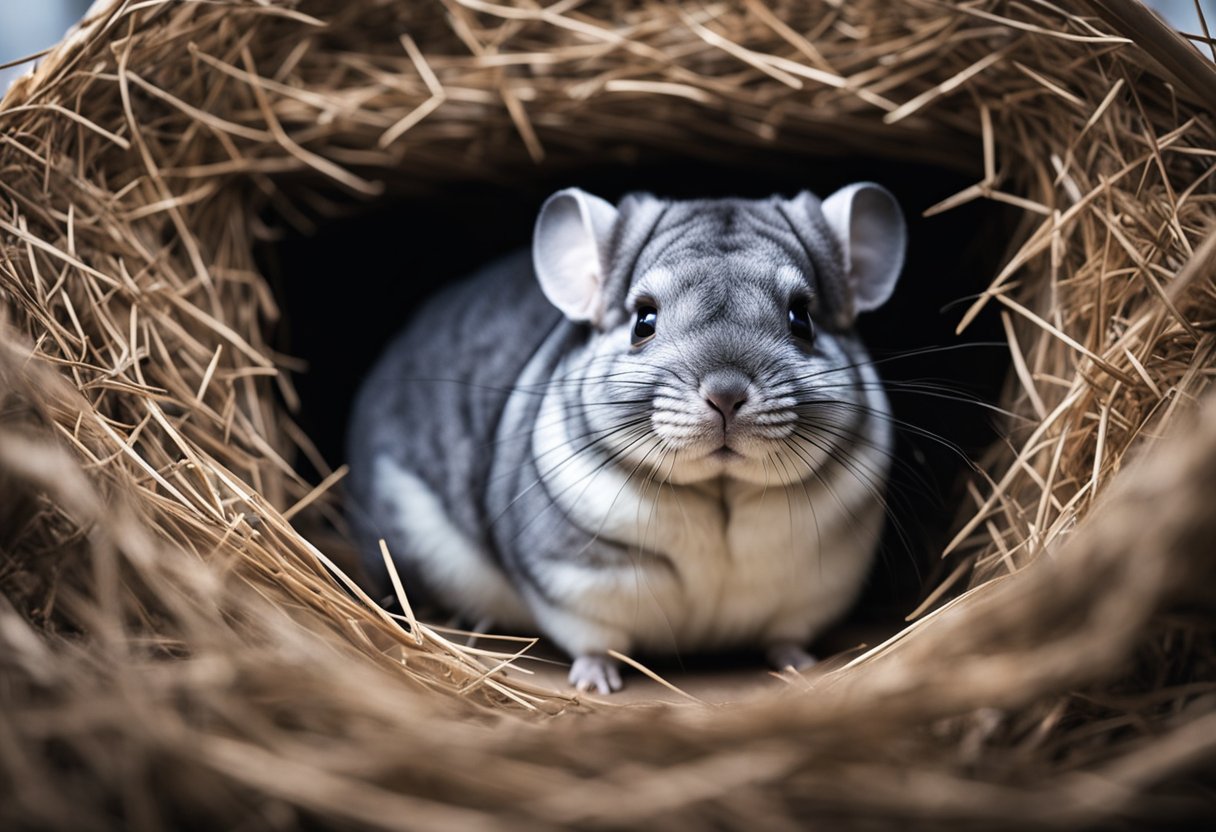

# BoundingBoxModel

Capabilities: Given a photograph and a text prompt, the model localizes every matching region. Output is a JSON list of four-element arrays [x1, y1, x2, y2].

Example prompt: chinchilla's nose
[[700, 368, 751, 431]]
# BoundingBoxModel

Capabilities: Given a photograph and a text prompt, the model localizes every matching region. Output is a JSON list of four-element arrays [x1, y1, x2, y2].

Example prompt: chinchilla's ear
[[533, 188, 618, 325], [820, 182, 906, 314]]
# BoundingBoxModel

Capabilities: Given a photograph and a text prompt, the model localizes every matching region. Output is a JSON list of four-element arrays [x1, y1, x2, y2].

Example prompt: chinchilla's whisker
[[391, 354, 672, 396], [571, 434, 669, 560], [490, 419, 651, 498], [786, 428, 922, 572], [793, 401, 953, 496], [782, 433, 918, 580], [485, 416, 654, 484], [484, 404, 652, 451], [526, 433, 669, 569], [767, 445, 804, 554], [804, 378, 1025, 422], [780, 341, 1009, 385], [795, 398, 975, 469], [518, 419, 654, 483], [493, 426, 658, 536], [777, 443, 823, 574], [788, 430, 891, 509], [795, 417, 945, 501], [779, 437, 867, 562]]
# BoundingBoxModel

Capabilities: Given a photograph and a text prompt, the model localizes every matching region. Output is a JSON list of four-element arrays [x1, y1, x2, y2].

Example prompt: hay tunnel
[[1, 0, 1215, 828]]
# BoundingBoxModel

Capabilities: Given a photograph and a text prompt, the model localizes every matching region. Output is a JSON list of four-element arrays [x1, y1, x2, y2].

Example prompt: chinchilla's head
[[532, 184, 906, 486]]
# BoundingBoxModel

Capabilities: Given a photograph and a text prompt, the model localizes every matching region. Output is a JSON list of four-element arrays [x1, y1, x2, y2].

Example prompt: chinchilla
[[347, 184, 906, 693]]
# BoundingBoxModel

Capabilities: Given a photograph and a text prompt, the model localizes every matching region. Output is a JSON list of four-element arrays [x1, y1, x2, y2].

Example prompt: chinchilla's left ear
[[532, 188, 618, 326], [820, 182, 906, 314]]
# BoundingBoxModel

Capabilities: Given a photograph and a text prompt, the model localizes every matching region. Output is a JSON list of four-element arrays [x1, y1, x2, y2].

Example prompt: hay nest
[[2, 0, 1215, 828]]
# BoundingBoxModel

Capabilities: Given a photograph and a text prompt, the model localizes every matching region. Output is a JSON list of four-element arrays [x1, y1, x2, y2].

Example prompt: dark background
[[257, 153, 1016, 630]]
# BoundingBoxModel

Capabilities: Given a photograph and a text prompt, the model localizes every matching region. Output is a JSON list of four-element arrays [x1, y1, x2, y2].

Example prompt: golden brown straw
[[1, 0, 1214, 828]]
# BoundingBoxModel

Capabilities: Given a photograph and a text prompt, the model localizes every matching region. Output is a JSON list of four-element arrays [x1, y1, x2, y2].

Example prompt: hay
[[1, 0, 1214, 827]]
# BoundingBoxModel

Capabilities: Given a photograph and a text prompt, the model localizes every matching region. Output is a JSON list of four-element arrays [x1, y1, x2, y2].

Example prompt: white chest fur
[[527, 381, 889, 655]]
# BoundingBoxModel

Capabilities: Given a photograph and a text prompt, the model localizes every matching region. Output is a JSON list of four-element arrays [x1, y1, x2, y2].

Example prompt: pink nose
[[702, 371, 750, 430]]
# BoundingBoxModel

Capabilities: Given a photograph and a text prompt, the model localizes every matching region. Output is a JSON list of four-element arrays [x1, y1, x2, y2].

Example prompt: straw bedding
[[1, 0, 1215, 828]]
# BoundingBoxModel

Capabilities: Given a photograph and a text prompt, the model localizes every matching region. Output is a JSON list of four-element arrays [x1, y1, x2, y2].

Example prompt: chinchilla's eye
[[788, 304, 815, 345], [632, 305, 658, 346]]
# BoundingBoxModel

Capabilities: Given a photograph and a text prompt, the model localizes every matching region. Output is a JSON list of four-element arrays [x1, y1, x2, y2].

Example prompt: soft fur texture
[[347, 186, 906, 692]]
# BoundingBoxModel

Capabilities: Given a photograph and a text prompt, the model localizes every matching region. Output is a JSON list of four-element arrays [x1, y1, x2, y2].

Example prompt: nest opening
[[258, 151, 1016, 646]]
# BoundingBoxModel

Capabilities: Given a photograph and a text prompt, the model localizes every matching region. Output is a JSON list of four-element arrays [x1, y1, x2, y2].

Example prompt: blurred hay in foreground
[[1, 0, 1215, 828]]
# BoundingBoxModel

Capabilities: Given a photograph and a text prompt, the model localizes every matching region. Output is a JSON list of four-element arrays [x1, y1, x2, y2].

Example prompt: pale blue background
[[1, 0, 93, 91]]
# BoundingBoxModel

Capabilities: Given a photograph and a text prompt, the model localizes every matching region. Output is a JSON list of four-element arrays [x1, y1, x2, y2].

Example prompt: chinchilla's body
[[348, 185, 907, 693]]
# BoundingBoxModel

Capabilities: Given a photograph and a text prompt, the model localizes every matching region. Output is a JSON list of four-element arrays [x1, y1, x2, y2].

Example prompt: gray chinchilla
[[347, 184, 906, 693]]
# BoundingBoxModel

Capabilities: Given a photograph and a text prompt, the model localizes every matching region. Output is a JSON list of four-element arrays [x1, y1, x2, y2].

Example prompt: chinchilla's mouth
[[708, 445, 742, 461]]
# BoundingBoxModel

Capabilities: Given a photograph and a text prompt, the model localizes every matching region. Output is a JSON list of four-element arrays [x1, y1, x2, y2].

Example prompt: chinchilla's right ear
[[819, 182, 906, 315], [533, 188, 618, 326]]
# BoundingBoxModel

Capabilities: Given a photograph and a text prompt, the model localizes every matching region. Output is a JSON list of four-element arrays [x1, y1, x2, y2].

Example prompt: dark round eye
[[632, 305, 657, 346], [788, 304, 815, 345]]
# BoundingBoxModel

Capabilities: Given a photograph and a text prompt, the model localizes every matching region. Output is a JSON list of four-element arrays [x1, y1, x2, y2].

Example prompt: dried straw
[[1, 0, 1214, 828]]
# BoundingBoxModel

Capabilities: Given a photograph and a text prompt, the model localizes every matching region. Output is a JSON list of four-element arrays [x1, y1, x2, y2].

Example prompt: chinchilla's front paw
[[569, 653, 624, 694]]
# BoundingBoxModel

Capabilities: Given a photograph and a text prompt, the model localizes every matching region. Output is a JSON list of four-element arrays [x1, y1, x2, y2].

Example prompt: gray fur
[[347, 186, 906, 692]]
